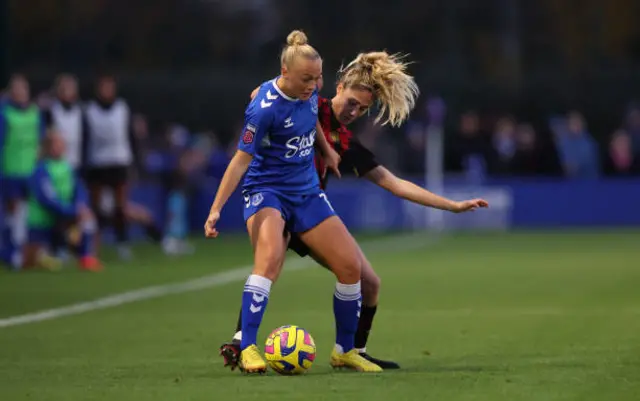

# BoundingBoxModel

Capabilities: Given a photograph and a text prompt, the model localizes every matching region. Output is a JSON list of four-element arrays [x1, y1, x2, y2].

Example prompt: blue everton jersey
[[238, 78, 320, 195]]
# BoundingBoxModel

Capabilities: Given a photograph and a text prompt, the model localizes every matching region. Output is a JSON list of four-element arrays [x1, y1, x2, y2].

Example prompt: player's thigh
[[246, 207, 288, 282], [298, 216, 361, 284]]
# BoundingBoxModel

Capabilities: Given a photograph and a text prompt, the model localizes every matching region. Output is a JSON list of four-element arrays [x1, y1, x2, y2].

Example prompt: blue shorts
[[0, 176, 29, 202], [242, 189, 336, 234]]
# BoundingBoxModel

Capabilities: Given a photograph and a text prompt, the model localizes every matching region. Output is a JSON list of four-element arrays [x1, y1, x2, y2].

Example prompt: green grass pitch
[[1, 230, 639, 401]]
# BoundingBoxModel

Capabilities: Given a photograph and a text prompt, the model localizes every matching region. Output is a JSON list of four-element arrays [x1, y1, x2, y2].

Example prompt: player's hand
[[451, 199, 489, 213], [204, 210, 220, 238], [322, 147, 341, 179]]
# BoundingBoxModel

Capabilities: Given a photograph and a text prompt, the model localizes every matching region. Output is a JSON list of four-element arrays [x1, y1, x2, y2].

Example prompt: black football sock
[[354, 304, 377, 350]]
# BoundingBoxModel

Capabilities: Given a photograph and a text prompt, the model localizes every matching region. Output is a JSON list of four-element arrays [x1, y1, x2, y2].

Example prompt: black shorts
[[287, 231, 311, 257], [84, 166, 129, 188]]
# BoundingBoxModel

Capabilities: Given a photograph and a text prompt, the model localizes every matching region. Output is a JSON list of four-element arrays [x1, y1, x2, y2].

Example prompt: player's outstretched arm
[[364, 166, 488, 213], [205, 150, 253, 237]]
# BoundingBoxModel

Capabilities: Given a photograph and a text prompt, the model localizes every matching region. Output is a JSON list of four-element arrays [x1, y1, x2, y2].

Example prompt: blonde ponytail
[[280, 30, 321, 68], [338, 52, 419, 127]]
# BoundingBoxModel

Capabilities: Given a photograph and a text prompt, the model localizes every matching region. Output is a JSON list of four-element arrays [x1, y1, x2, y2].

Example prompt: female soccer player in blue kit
[[204, 30, 380, 373]]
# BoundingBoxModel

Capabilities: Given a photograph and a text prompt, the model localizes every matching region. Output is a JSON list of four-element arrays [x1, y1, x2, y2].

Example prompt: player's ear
[[281, 65, 289, 78]]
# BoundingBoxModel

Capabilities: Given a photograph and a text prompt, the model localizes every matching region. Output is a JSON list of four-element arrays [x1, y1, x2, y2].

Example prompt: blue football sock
[[333, 281, 362, 353], [167, 190, 187, 239], [240, 274, 272, 350]]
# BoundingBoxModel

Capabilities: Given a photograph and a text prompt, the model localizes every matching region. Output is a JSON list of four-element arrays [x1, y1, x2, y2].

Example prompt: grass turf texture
[[1, 230, 639, 401]]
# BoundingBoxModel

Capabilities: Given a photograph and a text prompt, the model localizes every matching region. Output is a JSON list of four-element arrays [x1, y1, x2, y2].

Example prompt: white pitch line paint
[[0, 232, 439, 329]]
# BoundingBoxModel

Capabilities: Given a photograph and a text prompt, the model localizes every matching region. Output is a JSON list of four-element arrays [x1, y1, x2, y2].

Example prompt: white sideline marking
[[0, 232, 439, 329]]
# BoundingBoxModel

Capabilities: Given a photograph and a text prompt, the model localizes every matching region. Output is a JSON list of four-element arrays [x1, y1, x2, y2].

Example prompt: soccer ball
[[264, 325, 316, 375]]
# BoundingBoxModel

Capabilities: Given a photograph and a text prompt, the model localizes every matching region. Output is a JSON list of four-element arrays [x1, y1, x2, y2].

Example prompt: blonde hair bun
[[280, 30, 320, 68], [286, 30, 308, 46]]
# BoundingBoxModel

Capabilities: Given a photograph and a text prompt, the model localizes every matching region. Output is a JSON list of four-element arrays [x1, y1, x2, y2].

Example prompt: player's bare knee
[[332, 255, 362, 284], [253, 243, 284, 281]]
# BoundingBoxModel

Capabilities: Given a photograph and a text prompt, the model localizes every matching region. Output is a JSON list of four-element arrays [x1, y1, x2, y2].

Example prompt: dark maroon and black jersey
[[315, 97, 380, 189]]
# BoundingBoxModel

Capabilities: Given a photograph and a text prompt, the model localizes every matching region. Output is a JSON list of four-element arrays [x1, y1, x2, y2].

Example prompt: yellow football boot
[[36, 250, 62, 272], [239, 345, 267, 374], [330, 348, 383, 373]]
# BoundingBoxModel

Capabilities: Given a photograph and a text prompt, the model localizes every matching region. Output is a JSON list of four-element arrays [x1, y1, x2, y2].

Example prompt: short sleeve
[[342, 140, 380, 177], [237, 102, 274, 155]]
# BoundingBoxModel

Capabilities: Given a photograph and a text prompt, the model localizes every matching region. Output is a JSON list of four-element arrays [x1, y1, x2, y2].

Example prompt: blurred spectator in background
[[25, 131, 102, 272], [450, 110, 493, 178], [97, 187, 165, 252], [207, 131, 231, 181], [509, 123, 551, 176], [491, 116, 517, 174], [400, 121, 425, 174], [161, 127, 208, 255], [131, 113, 152, 180], [605, 129, 638, 176], [624, 105, 640, 156], [35, 90, 54, 111], [47, 74, 84, 171], [83, 75, 139, 260], [0, 74, 46, 269], [556, 111, 600, 179]]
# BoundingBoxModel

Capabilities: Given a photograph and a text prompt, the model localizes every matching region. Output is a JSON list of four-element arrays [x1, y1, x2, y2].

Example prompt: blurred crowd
[[447, 106, 640, 178], [361, 101, 640, 180], [0, 73, 220, 271]]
